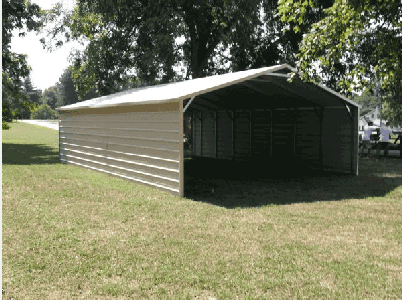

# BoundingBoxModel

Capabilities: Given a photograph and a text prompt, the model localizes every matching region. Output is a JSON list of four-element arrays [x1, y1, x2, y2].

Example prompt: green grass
[[3, 122, 402, 299]]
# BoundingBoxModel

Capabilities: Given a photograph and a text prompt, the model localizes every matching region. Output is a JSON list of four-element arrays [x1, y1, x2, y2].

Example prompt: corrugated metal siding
[[295, 110, 320, 168], [252, 110, 272, 160], [352, 106, 359, 175], [193, 111, 202, 156], [234, 111, 250, 160], [188, 107, 356, 176], [201, 111, 216, 158], [216, 111, 233, 159], [272, 110, 294, 158], [59, 102, 181, 195], [322, 108, 352, 173]]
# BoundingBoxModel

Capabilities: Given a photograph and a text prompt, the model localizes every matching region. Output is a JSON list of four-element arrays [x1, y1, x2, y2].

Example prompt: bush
[[2, 121, 11, 130], [30, 104, 59, 120]]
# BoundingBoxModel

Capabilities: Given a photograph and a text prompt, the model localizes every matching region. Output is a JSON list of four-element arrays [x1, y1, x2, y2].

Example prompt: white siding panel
[[59, 102, 181, 195], [60, 142, 179, 170], [60, 120, 179, 131], [61, 127, 179, 140], [60, 148, 179, 178]]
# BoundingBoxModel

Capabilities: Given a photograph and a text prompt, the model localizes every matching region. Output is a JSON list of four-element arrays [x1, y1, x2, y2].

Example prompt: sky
[[10, 0, 80, 92]]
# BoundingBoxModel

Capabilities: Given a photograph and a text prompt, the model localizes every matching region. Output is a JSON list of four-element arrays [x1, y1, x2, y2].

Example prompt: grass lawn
[[2, 122, 402, 299]]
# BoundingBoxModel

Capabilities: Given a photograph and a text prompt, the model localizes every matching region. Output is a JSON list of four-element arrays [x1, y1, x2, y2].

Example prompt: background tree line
[[2, 67, 80, 122], [3, 0, 401, 129]]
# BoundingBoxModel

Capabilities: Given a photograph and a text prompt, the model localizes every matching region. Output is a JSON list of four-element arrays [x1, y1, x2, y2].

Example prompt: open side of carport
[[57, 64, 360, 197]]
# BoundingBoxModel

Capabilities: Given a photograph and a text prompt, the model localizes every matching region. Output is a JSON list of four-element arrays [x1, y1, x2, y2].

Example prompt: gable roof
[[360, 107, 379, 118], [58, 64, 361, 111]]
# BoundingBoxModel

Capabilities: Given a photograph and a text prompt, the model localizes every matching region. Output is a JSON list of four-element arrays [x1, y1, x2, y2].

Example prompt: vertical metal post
[[270, 109, 273, 157], [249, 110, 252, 160], [319, 108, 324, 172], [179, 99, 184, 197], [351, 106, 359, 175], [215, 110, 218, 159], [58, 114, 61, 162], [200, 111, 203, 157], [191, 110, 194, 158], [293, 108, 297, 157], [232, 110, 236, 160]]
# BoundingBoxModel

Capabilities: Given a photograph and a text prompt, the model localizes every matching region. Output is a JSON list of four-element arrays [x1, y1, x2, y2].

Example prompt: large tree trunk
[[183, 1, 225, 79]]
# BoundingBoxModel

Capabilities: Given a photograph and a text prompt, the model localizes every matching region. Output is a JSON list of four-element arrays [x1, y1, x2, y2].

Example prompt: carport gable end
[[57, 64, 361, 197]]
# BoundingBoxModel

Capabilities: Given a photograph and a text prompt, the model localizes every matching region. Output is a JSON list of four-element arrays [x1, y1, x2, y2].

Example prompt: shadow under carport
[[184, 157, 401, 208]]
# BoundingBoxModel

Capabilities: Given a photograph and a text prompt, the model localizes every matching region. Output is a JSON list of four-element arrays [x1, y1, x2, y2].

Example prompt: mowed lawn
[[2, 122, 402, 299]]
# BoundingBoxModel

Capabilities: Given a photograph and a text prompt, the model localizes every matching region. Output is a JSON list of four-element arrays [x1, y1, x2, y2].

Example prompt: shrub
[[30, 104, 59, 120], [2, 121, 11, 130]]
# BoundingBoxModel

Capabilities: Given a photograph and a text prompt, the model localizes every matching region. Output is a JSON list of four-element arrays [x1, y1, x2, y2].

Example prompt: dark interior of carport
[[182, 69, 359, 200]]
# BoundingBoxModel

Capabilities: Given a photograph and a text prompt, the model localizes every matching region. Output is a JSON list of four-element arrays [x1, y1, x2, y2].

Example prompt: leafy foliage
[[30, 104, 59, 120], [42, 87, 60, 109], [382, 94, 402, 127], [43, 0, 328, 98], [56, 68, 79, 106], [278, 0, 402, 124], [2, 0, 43, 128], [352, 89, 380, 116]]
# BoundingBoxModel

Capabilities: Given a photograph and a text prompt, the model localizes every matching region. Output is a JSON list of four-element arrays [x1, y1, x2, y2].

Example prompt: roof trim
[[57, 64, 360, 111], [316, 82, 362, 109]]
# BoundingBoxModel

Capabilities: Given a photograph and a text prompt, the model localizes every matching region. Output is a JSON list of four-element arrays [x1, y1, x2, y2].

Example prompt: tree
[[30, 104, 58, 120], [42, 86, 60, 109], [278, 0, 402, 125], [56, 68, 79, 106], [18, 75, 42, 119], [382, 94, 402, 127], [44, 0, 264, 96], [23, 75, 42, 104], [43, 0, 330, 98], [352, 89, 380, 116], [2, 0, 42, 128], [230, 0, 333, 72]]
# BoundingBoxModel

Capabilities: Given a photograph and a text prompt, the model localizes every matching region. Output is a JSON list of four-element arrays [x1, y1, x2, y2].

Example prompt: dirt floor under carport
[[183, 157, 399, 208]]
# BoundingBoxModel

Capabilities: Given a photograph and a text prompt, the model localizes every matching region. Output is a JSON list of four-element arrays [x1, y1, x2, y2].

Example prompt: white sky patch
[[10, 0, 79, 91]]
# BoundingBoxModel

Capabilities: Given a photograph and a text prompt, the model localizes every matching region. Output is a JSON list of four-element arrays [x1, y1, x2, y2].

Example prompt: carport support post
[[232, 110, 236, 160], [270, 110, 273, 157], [58, 116, 61, 162], [179, 99, 184, 197], [215, 110, 218, 159], [200, 111, 203, 156], [351, 106, 359, 175], [249, 110, 252, 159], [191, 110, 194, 157], [314, 107, 324, 173], [319, 109, 324, 173], [293, 108, 297, 157]]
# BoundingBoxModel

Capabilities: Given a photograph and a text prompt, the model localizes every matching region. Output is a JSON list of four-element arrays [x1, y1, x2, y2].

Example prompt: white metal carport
[[57, 64, 360, 197]]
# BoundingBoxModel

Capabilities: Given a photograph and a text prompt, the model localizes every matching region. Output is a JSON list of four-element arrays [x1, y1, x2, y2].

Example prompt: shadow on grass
[[2, 143, 60, 165], [184, 157, 402, 208]]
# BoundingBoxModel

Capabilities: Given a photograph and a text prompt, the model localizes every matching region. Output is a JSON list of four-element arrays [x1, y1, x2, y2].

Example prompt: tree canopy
[[2, 0, 43, 127], [278, 0, 402, 125], [43, 0, 331, 98]]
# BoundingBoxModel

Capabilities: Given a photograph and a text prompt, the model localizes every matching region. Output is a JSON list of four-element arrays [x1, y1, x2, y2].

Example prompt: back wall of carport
[[186, 72, 359, 176]]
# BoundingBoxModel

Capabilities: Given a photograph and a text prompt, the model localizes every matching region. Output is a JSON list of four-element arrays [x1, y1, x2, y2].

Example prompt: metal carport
[[57, 64, 360, 197]]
